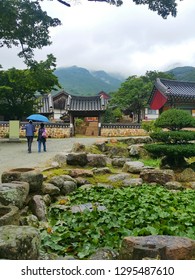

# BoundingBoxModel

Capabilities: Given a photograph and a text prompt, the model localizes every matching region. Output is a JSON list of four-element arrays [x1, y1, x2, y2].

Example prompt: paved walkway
[[0, 137, 106, 183]]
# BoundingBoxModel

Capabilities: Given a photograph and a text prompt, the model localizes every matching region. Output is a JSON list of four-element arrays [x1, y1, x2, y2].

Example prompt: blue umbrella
[[27, 114, 49, 123]]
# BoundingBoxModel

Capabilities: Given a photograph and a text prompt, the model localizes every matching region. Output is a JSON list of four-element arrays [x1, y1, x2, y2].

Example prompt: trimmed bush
[[154, 109, 195, 131], [150, 131, 195, 144]]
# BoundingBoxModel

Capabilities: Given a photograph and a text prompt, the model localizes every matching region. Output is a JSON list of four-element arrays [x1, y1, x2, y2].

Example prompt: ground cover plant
[[41, 185, 195, 259]]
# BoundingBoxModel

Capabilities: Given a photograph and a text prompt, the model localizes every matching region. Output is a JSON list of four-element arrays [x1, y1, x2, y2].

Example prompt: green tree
[[0, 0, 61, 64], [145, 109, 195, 168], [57, 0, 182, 19], [110, 71, 174, 123], [0, 55, 60, 120]]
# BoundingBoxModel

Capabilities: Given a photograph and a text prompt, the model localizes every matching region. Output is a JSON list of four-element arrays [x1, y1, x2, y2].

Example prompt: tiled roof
[[155, 78, 195, 100], [66, 95, 107, 111]]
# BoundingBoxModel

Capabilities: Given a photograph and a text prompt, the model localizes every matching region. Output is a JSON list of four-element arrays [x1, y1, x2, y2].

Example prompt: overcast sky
[[1, 0, 195, 78]]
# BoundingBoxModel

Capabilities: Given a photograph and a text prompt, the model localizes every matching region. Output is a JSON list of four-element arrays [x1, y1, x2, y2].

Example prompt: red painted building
[[149, 78, 195, 115]]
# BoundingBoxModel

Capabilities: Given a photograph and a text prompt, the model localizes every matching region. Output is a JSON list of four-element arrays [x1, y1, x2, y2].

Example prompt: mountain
[[167, 66, 195, 82], [54, 66, 124, 96]]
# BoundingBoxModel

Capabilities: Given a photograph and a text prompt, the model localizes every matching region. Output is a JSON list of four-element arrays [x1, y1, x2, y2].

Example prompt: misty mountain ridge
[[53, 65, 195, 97], [54, 66, 124, 96]]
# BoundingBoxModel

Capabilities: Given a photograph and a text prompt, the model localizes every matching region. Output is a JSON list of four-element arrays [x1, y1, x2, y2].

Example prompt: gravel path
[[0, 137, 106, 182]]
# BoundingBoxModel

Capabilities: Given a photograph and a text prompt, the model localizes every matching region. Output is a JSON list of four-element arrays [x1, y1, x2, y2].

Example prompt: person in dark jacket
[[37, 123, 47, 152], [22, 120, 36, 153]]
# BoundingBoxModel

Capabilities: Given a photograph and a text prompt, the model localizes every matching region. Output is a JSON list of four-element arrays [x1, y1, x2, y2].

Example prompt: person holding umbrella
[[22, 120, 36, 153]]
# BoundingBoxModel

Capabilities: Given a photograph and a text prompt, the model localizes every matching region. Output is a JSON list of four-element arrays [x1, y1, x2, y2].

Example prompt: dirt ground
[[0, 137, 105, 183]]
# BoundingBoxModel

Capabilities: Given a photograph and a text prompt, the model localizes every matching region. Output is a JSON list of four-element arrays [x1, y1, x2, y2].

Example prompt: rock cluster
[[0, 137, 195, 260]]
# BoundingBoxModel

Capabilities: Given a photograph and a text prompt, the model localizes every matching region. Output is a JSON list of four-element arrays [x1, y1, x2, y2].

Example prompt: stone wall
[[0, 122, 70, 139], [0, 122, 148, 138], [101, 123, 148, 137]]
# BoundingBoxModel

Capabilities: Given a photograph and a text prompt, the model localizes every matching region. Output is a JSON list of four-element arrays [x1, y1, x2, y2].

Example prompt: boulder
[[0, 181, 29, 209], [49, 176, 65, 188], [92, 167, 112, 175], [119, 235, 195, 260], [66, 152, 88, 166], [140, 169, 175, 185], [165, 181, 184, 190], [87, 154, 107, 167], [52, 153, 67, 166], [108, 173, 131, 183], [122, 161, 145, 174], [61, 181, 77, 195], [0, 205, 20, 226], [71, 142, 86, 152], [89, 248, 118, 260], [69, 169, 93, 178], [1, 168, 43, 193], [42, 183, 61, 195], [0, 225, 40, 259], [175, 168, 195, 182], [120, 136, 152, 145], [29, 195, 47, 221], [122, 178, 143, 187], [111, 157, 128, 167]]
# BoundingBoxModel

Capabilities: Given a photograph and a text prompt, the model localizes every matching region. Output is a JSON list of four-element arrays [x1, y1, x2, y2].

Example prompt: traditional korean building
[[149, 78, 195, 116]]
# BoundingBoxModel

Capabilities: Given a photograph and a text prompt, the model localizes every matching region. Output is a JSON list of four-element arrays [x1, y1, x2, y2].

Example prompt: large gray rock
[[119, 235, 195, 260], [66, 152, 88, 166], [122, 178, 143, 187], [175, 168, 195, 182], [87, 154, 107, 167], [122, 161, 145, 174], [1, 168, 43, 193], [0, 205, 20, 226], [42, 182, 60, 195], [140, 169, 175, 185], [61, 181, 77, 195], [0, 225, 40, 259], [69, 169, 93, 178], [0, 181, 29, 209], [52, 153, 67, 166], [108, 173, 130, 182], [29, 195, 47, 221], [111, 157, 128, 167]]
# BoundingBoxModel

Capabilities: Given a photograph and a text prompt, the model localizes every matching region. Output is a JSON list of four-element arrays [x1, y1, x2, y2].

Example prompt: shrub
[[150, 131, 195, 144], [154, 109, 195, 131]]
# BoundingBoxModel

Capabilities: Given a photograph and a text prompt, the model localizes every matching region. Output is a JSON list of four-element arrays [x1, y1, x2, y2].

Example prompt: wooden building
[[149, 78, 195, 116]]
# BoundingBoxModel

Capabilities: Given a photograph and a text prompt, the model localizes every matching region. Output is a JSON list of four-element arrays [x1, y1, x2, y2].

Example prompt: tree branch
[[57, 0, 71, 7]]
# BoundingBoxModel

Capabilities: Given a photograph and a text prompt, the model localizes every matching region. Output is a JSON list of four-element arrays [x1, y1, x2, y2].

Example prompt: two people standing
[[23, 121, 47, 153]]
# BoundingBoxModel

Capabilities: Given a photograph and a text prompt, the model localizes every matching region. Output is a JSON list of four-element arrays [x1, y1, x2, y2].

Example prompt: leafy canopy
[[0, 0, 61, 64], [155, 109, 195, 131], [56, 0, 182, 19], [0, 55, 60, 120], [109, 71, 174, 123]]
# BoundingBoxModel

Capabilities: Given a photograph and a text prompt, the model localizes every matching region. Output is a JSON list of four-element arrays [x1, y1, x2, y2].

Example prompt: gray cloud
[[1, 0, 195, 78]]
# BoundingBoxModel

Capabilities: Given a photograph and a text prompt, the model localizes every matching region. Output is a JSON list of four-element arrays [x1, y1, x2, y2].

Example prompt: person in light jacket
[[22, 120, 36, 153]]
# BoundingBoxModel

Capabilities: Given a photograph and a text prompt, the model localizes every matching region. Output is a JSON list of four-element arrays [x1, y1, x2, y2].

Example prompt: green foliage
[[154, 109, 195, 131], [141, 120, 161, 133], [150, 131, 195, 144], [145, 144, 195, 158], [110, 71, 175, 123], [0, 55, 60, 120], [167, 66, 195, 82], [0, 0, 61, 64], [75, 118, 85, 127], [41, 185, 195, 259], [56, 0, 180, 19]]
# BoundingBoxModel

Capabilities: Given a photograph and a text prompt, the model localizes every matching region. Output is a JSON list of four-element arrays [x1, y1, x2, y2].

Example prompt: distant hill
[[167, 66, 195, 82], [54, 66, 124, 96]]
